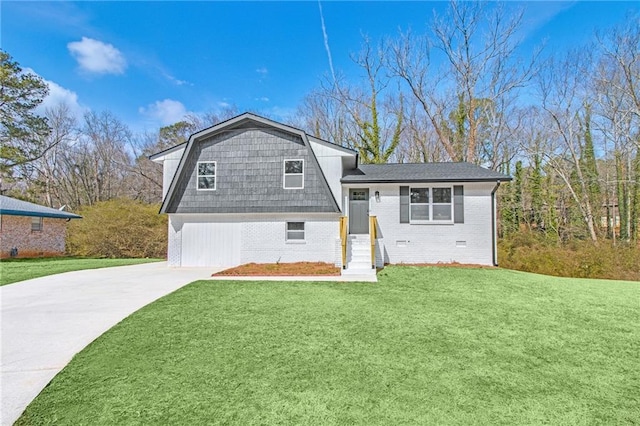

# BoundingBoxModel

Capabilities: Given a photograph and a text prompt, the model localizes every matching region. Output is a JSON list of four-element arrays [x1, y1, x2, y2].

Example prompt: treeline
[[1, 99, 241, 210], [293, 2, 640, 245]]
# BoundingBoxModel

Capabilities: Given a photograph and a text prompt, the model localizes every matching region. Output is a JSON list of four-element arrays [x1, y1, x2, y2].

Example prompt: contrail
[[318, 0, 336, 85]]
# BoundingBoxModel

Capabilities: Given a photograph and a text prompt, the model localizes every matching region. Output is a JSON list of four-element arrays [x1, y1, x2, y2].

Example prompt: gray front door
[[349, 189, 369, 234]]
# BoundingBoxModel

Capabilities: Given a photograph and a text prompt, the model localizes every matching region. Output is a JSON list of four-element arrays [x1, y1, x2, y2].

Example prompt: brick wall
[[0, 215, 68, 258], [167, 213, 340, 267], [240, 214, 339, 264], [356, 182, 496, 266]]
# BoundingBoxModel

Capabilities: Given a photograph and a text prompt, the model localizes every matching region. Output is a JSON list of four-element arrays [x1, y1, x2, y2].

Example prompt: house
[[151, 113, 511, 275], [0, 195, 82, 258]]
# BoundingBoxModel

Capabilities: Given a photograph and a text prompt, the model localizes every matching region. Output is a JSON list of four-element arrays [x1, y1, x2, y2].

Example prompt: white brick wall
[[167, 213, 340, 267], [360, 182, 496, 266], [241, 214, 339, 264], [166, 182, 497, 267], [167, 216, 182, 266]]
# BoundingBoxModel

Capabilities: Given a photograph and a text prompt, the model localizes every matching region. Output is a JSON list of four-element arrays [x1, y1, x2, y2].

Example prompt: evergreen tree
[[615, 151, 629, 241], [0, 50, 50, 181], [579, 105, 601, 232], [529, 153, 544, 230]]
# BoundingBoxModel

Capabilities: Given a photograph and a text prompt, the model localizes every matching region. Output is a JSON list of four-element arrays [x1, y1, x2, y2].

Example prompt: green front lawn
[[17, 267, 639, 425], [0, 257, 162, 286]]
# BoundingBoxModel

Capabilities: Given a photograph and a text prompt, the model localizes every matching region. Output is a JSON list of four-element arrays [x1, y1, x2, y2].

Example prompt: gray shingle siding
[[166, 128, 338, 213]]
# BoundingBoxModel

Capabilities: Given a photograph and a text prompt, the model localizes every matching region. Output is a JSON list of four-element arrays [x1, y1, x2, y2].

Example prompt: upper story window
[[31, 217, 43, 232], [284, 159, 304, 189], [197, 161, 216, 190], [410, 187, 452, 223]]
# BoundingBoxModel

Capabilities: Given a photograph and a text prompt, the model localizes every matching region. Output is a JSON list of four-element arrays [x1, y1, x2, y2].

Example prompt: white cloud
[[255, 97, 270, 102], [27, 69, 85, 120], [67, 37, 127, 75], [256, 67, 268, 75], [162, 71, 191, 86], [139, 99, 189, 126]]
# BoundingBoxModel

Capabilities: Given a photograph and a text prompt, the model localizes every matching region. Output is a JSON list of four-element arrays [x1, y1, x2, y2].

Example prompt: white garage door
[[181, 221, 241, 267]]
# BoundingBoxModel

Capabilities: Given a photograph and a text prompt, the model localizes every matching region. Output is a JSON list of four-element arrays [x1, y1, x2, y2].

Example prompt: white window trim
[[409, 186, 454, 224], [283, 159, 304, 189], [285, 221, 306, 243], [196, 161, 216, 191]]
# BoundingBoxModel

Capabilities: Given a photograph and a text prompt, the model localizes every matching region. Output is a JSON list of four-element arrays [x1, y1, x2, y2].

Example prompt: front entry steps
[[342, 234, 377, 277]]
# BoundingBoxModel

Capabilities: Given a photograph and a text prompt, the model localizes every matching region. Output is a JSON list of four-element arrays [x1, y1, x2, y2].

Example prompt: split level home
[[0, 195, 82, 258], [151, 113, 511, 276]]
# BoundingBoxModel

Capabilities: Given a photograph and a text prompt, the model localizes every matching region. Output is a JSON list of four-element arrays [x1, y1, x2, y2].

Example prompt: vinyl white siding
[[161, 148, 185, 199], [349, 182, 496, 266], [167, 213, 339, 267], [309, 139, 355, 209]]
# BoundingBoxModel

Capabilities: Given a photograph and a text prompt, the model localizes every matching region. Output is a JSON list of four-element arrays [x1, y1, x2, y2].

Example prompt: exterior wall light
[[375, 190, 380, 202]]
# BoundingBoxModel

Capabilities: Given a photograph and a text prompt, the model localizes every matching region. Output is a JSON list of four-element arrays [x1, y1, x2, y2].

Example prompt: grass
[[0, 257, 162, 286], [16, 266, 640, 425]]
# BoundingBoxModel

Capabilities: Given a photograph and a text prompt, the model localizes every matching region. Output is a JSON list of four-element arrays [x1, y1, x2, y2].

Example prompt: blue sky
[[2, 1, 637, 133]]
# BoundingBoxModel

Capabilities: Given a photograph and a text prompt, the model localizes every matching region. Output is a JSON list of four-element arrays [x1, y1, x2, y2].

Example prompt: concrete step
[[347, 261, 373, 270], [342, 266, 376, 276], [349, 243, 370, 249], [348, 237, 371, 244], [348, 236, 370, 242], [348, 254, 370, 262], [347, 252, 371, 260], [348, 252, 370, 259]]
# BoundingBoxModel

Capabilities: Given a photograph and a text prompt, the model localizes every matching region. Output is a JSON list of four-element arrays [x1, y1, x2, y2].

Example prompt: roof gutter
[[0, 209, 82, 219], [340, 178, 509, 184], [491, 181, 501, 267]]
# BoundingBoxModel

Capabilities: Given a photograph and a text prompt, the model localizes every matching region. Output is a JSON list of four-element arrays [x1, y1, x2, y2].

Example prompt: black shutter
[[400, 186, 409, 223], [454, 185, 464, 223]]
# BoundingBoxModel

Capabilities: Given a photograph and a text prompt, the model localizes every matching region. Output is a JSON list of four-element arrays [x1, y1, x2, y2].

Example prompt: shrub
[[498, 231, 640, 281], [67, 199, 167, 258]]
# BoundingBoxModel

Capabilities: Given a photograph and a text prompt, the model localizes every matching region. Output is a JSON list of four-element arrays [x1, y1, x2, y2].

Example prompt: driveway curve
[[1, 262, 216, 425]]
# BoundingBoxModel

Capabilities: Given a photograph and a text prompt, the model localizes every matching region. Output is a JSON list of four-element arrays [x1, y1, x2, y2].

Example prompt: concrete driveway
[[1, 261, 216, 425]]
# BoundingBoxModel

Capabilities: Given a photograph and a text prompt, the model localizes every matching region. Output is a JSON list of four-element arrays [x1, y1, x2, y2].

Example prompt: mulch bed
[[213, 262, 341, 276]]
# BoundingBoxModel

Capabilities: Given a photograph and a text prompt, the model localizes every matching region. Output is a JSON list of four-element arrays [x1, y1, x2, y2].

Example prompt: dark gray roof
[[0, 195, 82, 219], [341, 162, 511, 183]]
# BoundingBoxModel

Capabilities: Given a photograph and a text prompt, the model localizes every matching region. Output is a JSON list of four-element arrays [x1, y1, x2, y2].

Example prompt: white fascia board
[[308, 136, 357, 157]]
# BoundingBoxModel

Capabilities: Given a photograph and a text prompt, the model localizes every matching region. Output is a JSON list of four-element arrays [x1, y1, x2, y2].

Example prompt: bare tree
[[389, 1, 537, 165], [535, 52, 600, 242], [594, 13, 640, 240], [298, 37, 404, 163]]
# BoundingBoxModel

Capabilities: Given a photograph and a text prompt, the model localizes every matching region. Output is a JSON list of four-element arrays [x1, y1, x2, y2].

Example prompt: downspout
[[491, 181, 501, 267]]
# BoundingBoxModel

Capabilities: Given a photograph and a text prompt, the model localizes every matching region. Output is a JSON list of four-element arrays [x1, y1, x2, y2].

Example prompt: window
[[31, 217, 43, 232], [410, 188, 430, 221], [286, 222, 305, 241], [284, 159, 304, 189], [197, 161, 216, 190], [432, 187, 452, 220], [410, 187, 453, 223]]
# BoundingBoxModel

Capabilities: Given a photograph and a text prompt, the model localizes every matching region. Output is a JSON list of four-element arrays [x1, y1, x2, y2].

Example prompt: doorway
[[349, 189, 369, 234]]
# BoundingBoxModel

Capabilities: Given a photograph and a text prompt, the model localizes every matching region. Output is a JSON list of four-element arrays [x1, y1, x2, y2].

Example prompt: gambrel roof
[[159, 113, 343, 214]]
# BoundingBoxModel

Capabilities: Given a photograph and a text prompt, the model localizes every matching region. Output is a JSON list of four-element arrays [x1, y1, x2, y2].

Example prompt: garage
[[180, 219, 241, 267]]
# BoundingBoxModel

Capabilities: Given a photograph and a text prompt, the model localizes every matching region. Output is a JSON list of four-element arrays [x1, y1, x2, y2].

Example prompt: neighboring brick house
[[151, 113, 511, 275], [0, 195, 82, 258]]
